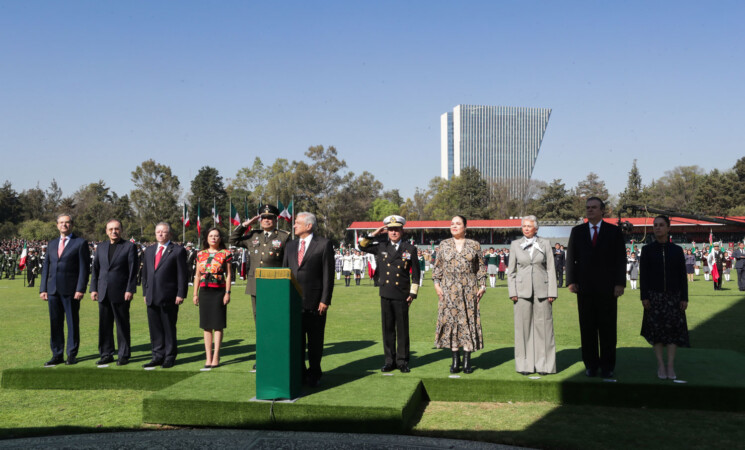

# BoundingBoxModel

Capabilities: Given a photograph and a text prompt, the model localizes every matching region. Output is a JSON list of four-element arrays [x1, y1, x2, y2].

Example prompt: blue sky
[[1, 1, 742, 204]]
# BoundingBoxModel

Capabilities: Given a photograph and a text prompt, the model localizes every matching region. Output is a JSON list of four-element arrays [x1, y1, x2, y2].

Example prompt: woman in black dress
[[640, 216, 689, 380], [192, 227, 232, 369]]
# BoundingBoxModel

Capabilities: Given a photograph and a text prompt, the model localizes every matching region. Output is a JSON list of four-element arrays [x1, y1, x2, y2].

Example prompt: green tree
[[571, 172, 610, 217], [18, 219, 58, 241], [368, 198, 400, 221], [0, 181, 20, 224], [70, 181, 132, 241], [130, 159, 181, 240], [532, 179, 576, 220], [691, 169, 737, 216], [18, 185, 47, 222], [227, 157, 268, 212], [424, 168, 492, 220], [189, 166, 228, 233], [617, 159, 648, 216], [646, 165, 705, 212]]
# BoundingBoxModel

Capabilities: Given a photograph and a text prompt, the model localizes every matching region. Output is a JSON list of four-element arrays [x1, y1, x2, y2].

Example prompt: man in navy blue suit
[[90, 219, 138, 366], [40, 214, 91, 366], [141, 222, 188, 369]]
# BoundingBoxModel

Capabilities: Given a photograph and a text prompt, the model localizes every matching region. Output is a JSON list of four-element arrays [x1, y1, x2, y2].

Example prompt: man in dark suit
[[553, 243, 565, 288], [40, 214, 91, 366], [358, 215, 420, 373], [141, 222, 188, 369], [734, 242, 745, 291], [566, 197, 626, 378], [282, 212, 334, 387], [90, 219, 138, 366]]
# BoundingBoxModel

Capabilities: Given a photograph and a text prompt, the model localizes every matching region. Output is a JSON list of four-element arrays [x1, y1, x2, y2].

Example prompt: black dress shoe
[[44, 356, 64, 367], [381, 364, 395, 372], [96, 355, 114, 365], [601, 370, 615, 378], [306, 377, 321, 387], [117, 357, 129, 366], [161, 360, 175, 369], [143, 360, 163, 368], [585, 369, 597, 377], [65, 356, 78, 365], [398, 364, 410, 373]]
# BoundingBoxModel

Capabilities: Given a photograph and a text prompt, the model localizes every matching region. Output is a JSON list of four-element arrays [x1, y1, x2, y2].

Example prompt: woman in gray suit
[[507, 216, 558, 375]]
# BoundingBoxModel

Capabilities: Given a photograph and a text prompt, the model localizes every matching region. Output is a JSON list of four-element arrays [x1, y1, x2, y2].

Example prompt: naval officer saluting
[[359, 215, 421, 373]]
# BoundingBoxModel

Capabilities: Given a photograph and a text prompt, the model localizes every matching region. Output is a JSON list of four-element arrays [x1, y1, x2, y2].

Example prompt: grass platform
[[1, 274, 744, 440]]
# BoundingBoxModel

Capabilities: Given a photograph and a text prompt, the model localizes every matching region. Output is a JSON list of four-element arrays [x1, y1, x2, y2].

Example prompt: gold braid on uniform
[[410, 283, 419, 296]]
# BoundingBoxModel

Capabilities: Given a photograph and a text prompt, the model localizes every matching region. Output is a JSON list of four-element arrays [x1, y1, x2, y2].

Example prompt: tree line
[[1, 148, 743, 244]]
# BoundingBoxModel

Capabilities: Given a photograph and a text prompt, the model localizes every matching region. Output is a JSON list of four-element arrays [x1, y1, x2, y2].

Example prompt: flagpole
[[197, 198, 201, 249], [182, 203, 186, 245], [291, 194, 295, 240]]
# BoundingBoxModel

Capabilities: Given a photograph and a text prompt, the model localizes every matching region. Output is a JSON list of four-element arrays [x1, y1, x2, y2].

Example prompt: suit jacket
[[359, 237, 421, 300], [90, 240, 138, 303], [507, 236, 558, 299], [141, 242, 188, 307], [40, 234, 91, 296], [283, 235, 334, 311], [566, 221, 626, 295], [734, 248, 745, 269]]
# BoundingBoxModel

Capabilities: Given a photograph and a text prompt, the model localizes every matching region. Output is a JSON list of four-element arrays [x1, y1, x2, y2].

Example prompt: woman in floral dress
[[433, 215, 487, 374]]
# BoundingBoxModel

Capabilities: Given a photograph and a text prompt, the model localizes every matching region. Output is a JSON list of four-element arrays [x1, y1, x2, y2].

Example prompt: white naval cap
[[383, 215, 406, 228]]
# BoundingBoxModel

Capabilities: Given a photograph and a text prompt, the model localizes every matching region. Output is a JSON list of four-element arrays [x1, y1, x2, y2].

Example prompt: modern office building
[[441, 105, 551, 196]]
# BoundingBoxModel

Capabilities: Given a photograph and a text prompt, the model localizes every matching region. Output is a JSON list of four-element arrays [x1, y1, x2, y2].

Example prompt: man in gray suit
[[507, 215, 558, 375], [733, 242, 745, 292]]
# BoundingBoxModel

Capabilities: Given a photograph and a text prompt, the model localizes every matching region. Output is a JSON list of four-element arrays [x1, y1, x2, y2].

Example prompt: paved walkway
[[0, 429, 527, 449]]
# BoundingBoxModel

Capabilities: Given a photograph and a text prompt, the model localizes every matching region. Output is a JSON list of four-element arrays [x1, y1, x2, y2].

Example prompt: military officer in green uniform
[[358, 215, 421, 373], [229, 204, 290, 323]]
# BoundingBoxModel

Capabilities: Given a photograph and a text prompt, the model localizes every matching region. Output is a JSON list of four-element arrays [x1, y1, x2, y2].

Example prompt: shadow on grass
[[689, 297, 745, 352]]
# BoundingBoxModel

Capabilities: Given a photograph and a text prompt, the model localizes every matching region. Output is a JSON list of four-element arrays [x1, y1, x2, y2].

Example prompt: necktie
[[155, 246, 164, 269], [592, 225, 598, 247], [298, 240, 306, 266], [58, 237, 66, 258]]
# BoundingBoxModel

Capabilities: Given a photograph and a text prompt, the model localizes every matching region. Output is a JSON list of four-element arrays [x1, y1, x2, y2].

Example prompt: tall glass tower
[[441, 105, 551, 197]]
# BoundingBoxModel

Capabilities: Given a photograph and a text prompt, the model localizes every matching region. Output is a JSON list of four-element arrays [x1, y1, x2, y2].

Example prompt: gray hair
[[521, 215, 539, 230], [56, 213, 73, 224], [296, 212, 317, 231], [155, 222, 172, 233]]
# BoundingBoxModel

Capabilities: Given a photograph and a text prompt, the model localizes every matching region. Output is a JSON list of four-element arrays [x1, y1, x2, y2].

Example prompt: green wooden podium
[[255, 268, 303, 400]]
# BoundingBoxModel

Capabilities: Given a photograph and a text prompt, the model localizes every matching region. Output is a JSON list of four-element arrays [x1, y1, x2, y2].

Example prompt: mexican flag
[[709, 229, 720, 283], [197, 202, 202, 236], [182, 204, 191, 227], [230, 202, 240, 226], [212, 199, 221, 225], [18, 242, 27, 271], [278, 200, 293, 223]]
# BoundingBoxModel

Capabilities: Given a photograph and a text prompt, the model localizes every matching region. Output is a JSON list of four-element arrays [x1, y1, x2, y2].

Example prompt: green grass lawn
[[1, 272, 744, 448]]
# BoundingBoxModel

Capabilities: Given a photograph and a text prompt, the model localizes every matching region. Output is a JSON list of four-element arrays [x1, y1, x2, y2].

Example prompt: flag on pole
[[197, 201, 202, 236], [230, 201, 240, 226], [182, 203, 191, 227], [18, 242, 27, 271], [212, 198, 221, 225], [279, 200, 293, 223]]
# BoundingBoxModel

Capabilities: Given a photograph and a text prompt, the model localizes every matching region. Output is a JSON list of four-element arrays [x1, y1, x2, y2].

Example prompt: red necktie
[[592, 225, 598, 247], [58, 238, 66, 258], [155, 246, 164, 269], [298, 240, 306, 266]]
